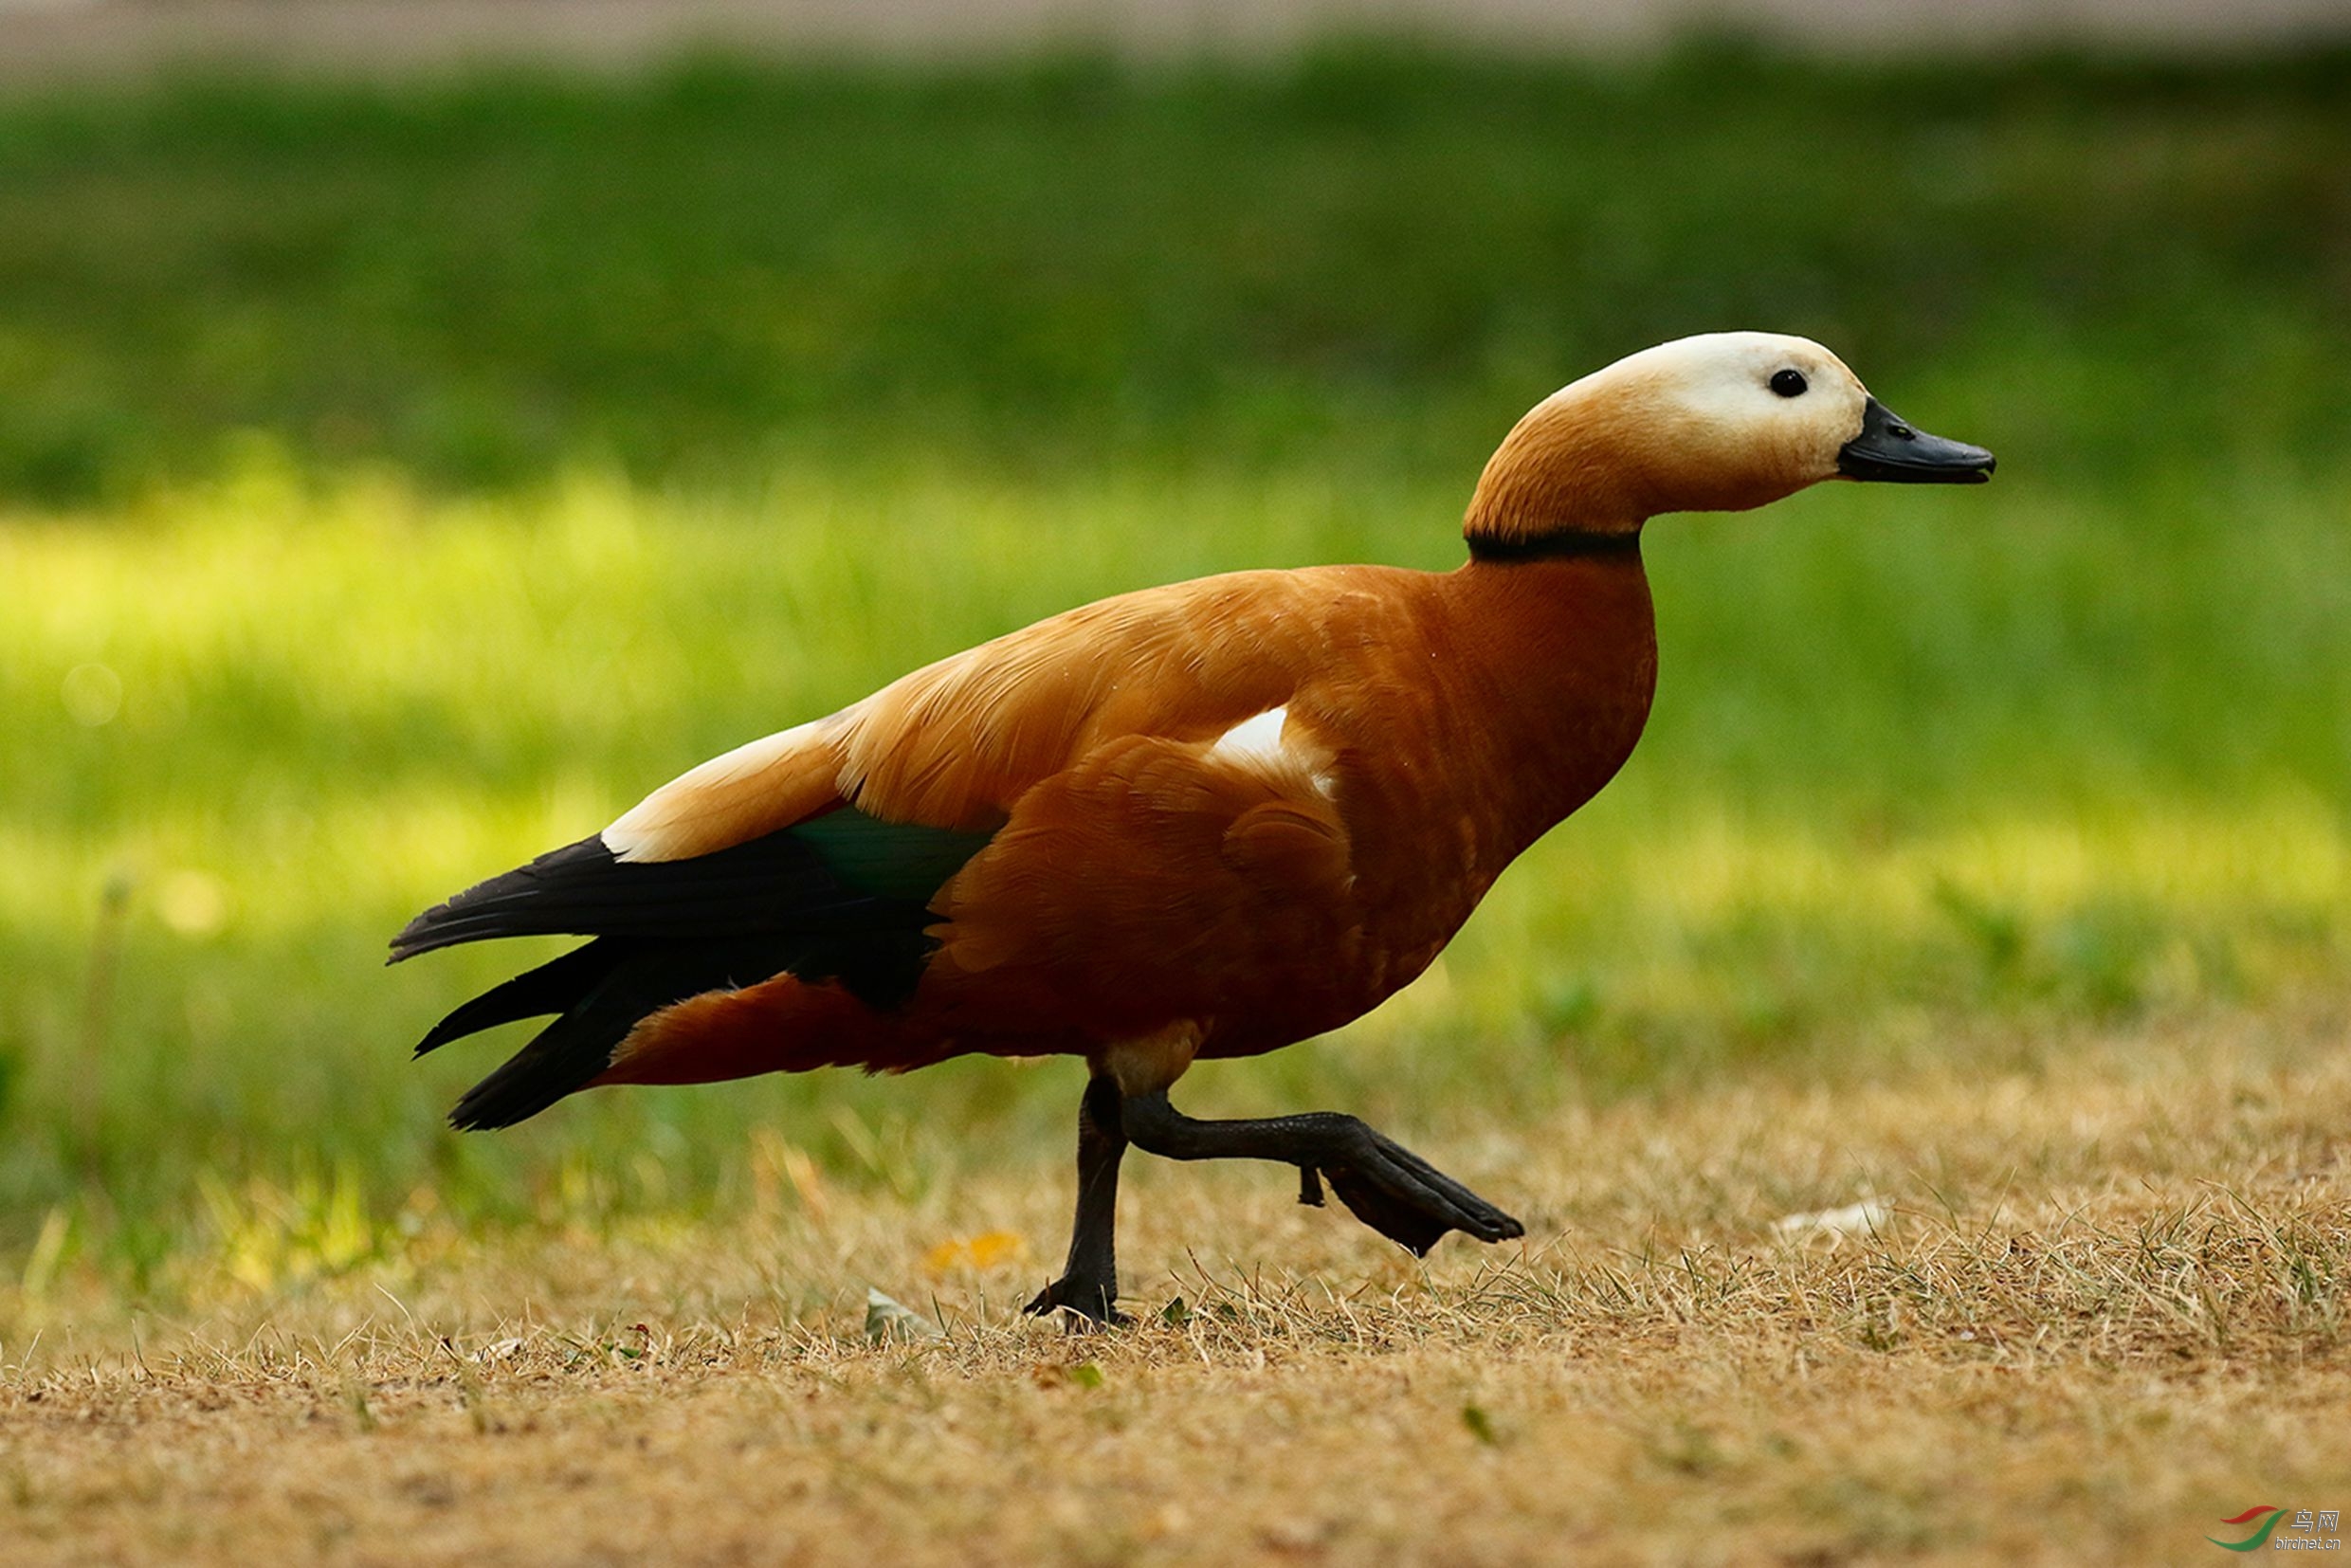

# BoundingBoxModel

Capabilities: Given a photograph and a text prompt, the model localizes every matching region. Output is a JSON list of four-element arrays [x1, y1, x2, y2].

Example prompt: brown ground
[[5, 1009, 2347, 1564]]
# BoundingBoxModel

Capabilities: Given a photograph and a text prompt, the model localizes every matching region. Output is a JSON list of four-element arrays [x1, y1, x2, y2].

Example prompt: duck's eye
[[1770, 369, 1808, 398]]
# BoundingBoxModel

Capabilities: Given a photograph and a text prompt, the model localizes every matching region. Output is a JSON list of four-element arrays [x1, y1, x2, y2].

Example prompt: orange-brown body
[[599, 553, 1655, 1085]]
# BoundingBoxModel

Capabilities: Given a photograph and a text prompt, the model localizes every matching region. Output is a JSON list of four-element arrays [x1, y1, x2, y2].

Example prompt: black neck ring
[[1465, 530, 1644, 564]]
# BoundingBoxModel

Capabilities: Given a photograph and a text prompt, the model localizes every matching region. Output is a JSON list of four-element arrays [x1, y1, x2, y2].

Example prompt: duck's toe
[[1316, 1131, 1525, 1256], [1023, 1273, 1129, 1329]]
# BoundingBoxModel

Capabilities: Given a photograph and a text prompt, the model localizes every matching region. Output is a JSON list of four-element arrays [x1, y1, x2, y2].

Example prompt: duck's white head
[[1463, 331, 1994, 554]]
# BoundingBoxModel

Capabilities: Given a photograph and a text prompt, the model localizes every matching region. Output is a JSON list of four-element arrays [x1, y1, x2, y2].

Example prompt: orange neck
[[1433, 551, 1660, 861], [1461, 394, 1658, 549]]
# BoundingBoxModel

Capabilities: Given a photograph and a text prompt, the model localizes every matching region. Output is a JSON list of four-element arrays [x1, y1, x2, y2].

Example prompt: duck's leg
[[1023, 1074, 1130, 1325], [1119, 1090, 1523, 1256]]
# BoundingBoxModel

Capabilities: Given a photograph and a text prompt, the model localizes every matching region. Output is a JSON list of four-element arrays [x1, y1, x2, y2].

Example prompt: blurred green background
[[2, 47, 2345, 1292]]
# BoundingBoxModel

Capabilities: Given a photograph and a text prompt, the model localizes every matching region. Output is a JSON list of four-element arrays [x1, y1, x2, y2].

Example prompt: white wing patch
[[1210, 705, 1337, 796], [1212, 706, 1290, 766]]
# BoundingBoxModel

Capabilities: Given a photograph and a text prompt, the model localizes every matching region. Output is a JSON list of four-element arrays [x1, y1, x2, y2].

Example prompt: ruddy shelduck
[[395, 332, 1994, 1322]]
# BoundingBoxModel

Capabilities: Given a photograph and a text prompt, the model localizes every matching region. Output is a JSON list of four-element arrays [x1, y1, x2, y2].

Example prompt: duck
[[392, 331, 1993, 1323]]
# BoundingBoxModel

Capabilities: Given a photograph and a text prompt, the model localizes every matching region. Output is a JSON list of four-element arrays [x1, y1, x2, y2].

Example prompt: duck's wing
[[400, 567, 1320, 962], [599, 566, 1321, 863]]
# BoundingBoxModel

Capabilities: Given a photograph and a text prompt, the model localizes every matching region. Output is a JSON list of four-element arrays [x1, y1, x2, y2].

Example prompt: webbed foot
[[1306, 1132, 1524, 1256]]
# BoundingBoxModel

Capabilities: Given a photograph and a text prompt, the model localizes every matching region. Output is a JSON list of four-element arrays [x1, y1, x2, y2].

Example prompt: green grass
[[0, 46, 2346, 1293]]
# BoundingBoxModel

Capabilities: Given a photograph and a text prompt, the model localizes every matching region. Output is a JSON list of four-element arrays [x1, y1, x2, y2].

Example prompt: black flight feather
[[394, 811, 995, 1129], [412, 938, 630, 1058], [392, 833, 859, 961], [444, 935, 816, 1131]]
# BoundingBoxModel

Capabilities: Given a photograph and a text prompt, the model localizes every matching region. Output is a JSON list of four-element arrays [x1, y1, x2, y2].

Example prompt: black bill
[[1836, 396, 1996, 483]]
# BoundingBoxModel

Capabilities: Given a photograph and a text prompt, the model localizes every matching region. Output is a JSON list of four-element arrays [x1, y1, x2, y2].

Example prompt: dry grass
[[6, 1009, 2347, 1565]]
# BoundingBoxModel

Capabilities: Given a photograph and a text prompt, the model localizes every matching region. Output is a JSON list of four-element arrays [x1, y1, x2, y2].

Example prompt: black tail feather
[[447, 978, 649, 1131], [446, 936, 808, 1131], [413, 939, 629, 1058]]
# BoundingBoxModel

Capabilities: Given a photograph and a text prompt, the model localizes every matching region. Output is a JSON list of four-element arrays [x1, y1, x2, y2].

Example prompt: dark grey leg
[[1120, 1090, 1524, 1257], [1023, 1075, 1129, 1325]]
